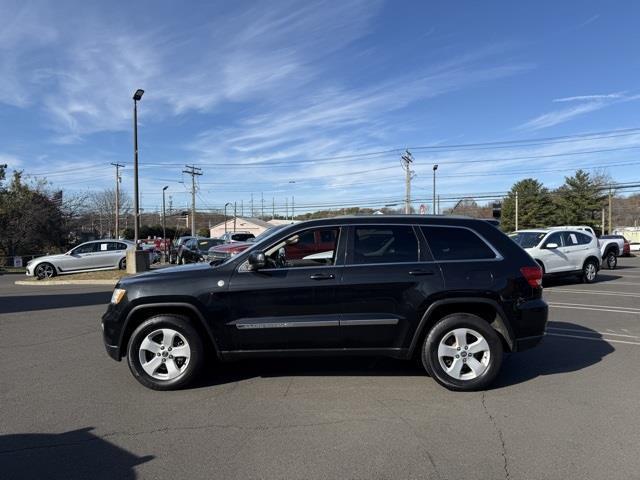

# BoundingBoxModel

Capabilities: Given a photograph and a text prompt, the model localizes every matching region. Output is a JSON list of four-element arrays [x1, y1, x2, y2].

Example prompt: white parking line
[[545, 288, 640, 298], [546, 333, 640, 346], [596, 281, 640, 286], [548, 302, 640, 315], [547, 327, 640, 339]]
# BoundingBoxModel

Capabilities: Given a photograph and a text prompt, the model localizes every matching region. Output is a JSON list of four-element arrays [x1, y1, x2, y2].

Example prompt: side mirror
[[248, 251, 266, 270], [545, 242, 559, 250]]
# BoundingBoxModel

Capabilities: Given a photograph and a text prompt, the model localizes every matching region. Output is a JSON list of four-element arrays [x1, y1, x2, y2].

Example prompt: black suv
[[102, 216, 547, 391]]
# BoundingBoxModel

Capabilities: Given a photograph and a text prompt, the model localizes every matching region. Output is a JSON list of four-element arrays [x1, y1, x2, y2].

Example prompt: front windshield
[[509, 232, 546, 249], [197, 239, 223, 251]]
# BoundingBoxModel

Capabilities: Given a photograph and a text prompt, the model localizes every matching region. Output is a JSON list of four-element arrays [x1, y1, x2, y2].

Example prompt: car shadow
[[0, 427, 153, 480], [493, 321, 614, 388], [192, 322, 613, 390], [0, 292, 111, 314]]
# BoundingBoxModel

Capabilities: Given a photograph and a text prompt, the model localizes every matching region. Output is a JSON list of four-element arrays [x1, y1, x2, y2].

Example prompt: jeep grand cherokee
[[102, 216, 548, 391]]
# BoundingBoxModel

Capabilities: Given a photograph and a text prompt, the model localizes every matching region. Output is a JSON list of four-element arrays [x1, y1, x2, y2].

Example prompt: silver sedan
[[26, 240, 135, 279]]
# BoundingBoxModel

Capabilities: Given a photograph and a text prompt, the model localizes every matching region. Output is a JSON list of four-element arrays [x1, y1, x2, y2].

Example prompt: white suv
[[509, 229, 601, 283]]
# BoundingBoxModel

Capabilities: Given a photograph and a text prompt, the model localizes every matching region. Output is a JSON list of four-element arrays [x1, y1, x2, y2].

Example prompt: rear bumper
[[512, 298, 548, 352]]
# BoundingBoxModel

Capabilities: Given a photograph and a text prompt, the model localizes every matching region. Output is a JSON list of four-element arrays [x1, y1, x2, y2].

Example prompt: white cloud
[[518, 92, 640, 131]]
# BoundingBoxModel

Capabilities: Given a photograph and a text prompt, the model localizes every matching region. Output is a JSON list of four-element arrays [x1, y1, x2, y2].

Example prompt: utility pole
[[261, 192, 264, 219], [110, 163, 124, 238], [162, 186, 168, 262], [285, 197, 289, 220], [292, 196, 295, 220], [233, 202, 237, 232], [608, 188, 613, 234], [432, 164, 439, 215], [437, 195, 440, 216], [515, 191, 519, 230], [182, 165, 202, 236], [601, 207, 606, 235], [401, 150, 414, 214]]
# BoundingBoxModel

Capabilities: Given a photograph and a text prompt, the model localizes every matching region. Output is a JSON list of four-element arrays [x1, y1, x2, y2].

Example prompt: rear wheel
[[127, 314, 204, 390], [422, 313, 503, 391], [582, 259, 599, 283], [35, 262, 56, 280], [605, 251, 617, 270]]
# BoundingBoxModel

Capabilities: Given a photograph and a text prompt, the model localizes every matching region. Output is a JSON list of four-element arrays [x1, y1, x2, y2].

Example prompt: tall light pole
[[132, 89, 144, 248], [432, 164, 438, 215], [162, 186, 168, 261], [402, 151, 414, 214], [224, 202, 231, 234]]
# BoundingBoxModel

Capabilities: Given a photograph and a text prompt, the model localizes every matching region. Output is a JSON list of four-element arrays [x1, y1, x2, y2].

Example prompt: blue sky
[[1, 0, 640, 215]]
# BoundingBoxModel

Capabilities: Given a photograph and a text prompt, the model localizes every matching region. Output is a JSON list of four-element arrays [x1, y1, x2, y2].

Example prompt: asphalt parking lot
[[1, 258, 640, 480]]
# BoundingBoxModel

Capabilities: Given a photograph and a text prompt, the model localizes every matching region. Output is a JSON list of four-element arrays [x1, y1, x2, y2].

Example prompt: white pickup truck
[[549, 226, 623, 269]]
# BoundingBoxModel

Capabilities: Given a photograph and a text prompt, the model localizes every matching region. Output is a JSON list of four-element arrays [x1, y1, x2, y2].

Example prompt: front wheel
[[422, 313, 503, 391], [127, 315, 204, 390], [605, 252, 617, 270], [35, 262, 56, 280], [118, 257, 126, 270], [582, 259, 599, 283]]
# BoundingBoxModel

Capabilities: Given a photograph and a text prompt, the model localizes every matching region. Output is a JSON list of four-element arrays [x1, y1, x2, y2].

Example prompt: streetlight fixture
[[432, 164, 439, 215], [132, 89, 144, 248], [162, 186, 168, 262], [224, 202, 231, 234]]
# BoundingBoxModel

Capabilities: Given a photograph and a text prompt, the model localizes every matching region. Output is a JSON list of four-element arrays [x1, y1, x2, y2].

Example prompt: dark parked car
[[102, 216, 548, 392], [177, 238, 224, 264], [169, 236, 196, 264]]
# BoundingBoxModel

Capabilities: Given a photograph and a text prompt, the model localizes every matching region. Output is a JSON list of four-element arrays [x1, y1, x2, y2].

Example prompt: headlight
[[110, 288, 126, 305]]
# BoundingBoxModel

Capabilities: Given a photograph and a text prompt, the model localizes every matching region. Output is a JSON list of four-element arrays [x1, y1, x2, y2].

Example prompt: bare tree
[[88, 188, 132, 238]]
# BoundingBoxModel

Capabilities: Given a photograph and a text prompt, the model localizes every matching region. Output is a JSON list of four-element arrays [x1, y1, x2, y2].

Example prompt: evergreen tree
[[501, 178, 554, 231], [553, 170, 605, 227]]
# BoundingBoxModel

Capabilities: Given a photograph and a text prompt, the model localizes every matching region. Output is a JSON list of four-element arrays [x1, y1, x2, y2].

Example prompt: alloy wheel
[[35, 264, 55, 279], [138, 328, 191, 381], [586, 262, 597, 281], [437, 328, 490, 380]]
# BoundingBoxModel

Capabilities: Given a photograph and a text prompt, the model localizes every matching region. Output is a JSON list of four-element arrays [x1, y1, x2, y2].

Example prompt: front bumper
[[102, 302, 127, 361], [25, 264, 34, 276]]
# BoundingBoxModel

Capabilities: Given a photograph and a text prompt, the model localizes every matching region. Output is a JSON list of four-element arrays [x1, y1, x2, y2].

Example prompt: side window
[[352, 226, 419, 264], [561, 232, 579, 246], [106, 242, 120, 251], [73, 243, 97, 254], [117, 242, 129, 250], [576, 233, 592, 245], [421, 226, 496, 261], [264, 227, 339, 268], [543, 232, 563, 248]]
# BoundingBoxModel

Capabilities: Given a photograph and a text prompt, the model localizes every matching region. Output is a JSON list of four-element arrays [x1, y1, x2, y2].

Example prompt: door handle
[[309, 273, 335, 280], [409, 269, 435, 276]]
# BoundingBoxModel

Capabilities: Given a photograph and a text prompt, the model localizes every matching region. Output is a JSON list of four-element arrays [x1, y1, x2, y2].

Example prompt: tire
[[127, 314, 204, 390], [421, 313, 503, 392], [118, 257, 126, 270], [582, 259, 599, 283], [605, 251, 617, 270], [35, 262, 56, 280]]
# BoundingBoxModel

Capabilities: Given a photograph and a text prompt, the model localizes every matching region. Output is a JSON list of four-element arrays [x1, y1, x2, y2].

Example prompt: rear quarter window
[[421, 226, 496, 261]]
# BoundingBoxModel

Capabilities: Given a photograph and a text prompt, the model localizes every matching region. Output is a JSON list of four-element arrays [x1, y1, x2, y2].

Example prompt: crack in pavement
[[481, 391, 510, 480], [375, 398, 442, 480]]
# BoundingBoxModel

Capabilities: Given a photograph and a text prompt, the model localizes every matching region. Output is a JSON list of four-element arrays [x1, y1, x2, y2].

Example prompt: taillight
[[520, 266, 543, 288]]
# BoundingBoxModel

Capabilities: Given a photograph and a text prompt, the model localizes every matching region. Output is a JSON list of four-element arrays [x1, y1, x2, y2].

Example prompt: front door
[[225, 226, 343, 351], [57, 242, 99, 272], [539, 232, 569, 273], [338, 225, 444, 351]]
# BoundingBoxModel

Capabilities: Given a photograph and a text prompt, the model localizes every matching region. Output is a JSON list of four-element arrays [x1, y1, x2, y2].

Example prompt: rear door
[[337, 224, 444, 351], [560, 231, 586, 270]]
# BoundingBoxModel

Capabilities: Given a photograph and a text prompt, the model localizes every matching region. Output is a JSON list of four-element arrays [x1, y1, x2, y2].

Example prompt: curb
[[15, 279, 118, 286]]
